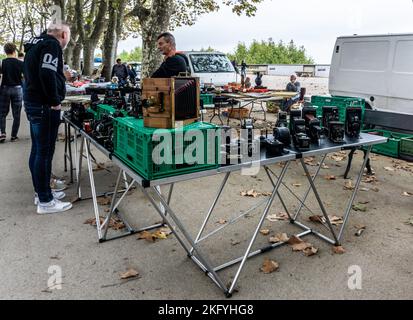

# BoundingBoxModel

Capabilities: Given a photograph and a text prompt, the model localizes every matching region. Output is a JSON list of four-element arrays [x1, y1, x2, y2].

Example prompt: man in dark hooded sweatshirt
[[23, 22, 73, 214]]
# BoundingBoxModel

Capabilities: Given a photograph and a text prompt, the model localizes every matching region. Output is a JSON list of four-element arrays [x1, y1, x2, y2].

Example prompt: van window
[[393, 40, 413, 73], [340, 41, 389, 71], [189, 54, 234, 73]]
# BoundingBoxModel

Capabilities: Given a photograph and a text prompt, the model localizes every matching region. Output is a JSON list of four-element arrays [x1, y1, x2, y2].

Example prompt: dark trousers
[[25, 102, 61, 203], [0, 85, 23, 137]]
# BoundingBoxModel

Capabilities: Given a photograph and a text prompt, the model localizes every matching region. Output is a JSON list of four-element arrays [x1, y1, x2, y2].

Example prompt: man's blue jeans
[[24, 103, 61, 203]]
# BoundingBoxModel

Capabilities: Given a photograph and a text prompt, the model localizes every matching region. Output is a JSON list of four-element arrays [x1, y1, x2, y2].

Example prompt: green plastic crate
[[200, 93, 214, 106], [311, 95, 365, 123], [400, 137, 413, 159], [96, 104, 128, 120], [113, 117, 220, 180], [86, 108, 98, 119], [362, 129, 413, 158]]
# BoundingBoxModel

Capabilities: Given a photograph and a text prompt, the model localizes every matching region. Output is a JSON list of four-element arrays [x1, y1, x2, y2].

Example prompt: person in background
[[111, 58, 128, 85], [18, 52, 25, 61], [0, 43, 24, 143], [23, 22, 73, 214], [151, 32, 187, 78], [127, 64, 137, 85], [283, 74, 301, 111]]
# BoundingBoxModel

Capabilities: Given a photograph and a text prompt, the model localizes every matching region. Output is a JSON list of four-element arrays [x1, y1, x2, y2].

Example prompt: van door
[[388, 37, 413, 114], [329, 37, 391, 109]]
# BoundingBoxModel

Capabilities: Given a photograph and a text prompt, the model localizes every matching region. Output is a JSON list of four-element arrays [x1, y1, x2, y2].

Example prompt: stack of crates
[[362, 129, 413, 158], [113, 117, 220, 180], [311, 95, 365, 124]]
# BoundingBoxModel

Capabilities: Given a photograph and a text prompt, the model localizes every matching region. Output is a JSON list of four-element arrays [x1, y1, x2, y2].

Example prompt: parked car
[[329, 33, 413, 114], [181, 51, 237, 86]]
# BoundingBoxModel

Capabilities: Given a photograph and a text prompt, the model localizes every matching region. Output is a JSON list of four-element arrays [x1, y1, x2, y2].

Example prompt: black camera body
[[345, 107, 362, 138], [302, 106, 322, 143], [328, 121, 345, 143]]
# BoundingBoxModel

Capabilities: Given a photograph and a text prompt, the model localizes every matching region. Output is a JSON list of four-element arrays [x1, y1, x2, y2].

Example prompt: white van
[[329, 33, 413, 114], [182, 51, 237, 86]]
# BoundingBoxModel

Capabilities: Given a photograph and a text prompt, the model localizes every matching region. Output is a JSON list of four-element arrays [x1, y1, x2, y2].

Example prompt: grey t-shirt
[[286, 81, 301, 93]]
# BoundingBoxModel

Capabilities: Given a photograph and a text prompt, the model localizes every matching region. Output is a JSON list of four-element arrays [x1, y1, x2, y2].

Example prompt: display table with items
[[62, 78, 387, 297]]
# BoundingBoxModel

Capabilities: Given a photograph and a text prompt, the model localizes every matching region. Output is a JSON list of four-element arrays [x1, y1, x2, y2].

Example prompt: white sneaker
[[34, 191, 66, 205], [50, 178, 67, 192], [37, 199, 72, 215]]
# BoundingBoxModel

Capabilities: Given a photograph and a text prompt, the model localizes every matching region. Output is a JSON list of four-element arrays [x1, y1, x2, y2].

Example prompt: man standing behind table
[[151, 32, 187, 78], [0, 43, 24, 143], [23, 22, 73, 214]]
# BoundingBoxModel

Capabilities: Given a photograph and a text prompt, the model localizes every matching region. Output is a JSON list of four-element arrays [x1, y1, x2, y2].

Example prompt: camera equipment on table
[[345, 107, 362, 138], [276, 111, 288, 128], [302, 106, 322, 143], [87, 111, 124, 152], [289, 109, 310, 150], [273, 127, 291, 147], [68, 102, 94, 127], [142, 77, 200, 128], [128, 90, 143, 119], [328, 121, 345, 143], [103, 90, 128, 111], [241, 118, 254, 157], [261, 137, 285, 157], [321, 106, 339, 135]]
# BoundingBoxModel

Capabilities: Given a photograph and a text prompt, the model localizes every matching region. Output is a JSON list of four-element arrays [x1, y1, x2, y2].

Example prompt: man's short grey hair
[[157, 32, 176, 47], [47, 21, 70, 33]]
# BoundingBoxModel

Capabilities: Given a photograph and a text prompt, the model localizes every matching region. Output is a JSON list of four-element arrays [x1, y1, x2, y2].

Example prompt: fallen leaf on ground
[[217, 219, 227, 225], [292, 183, 302, 187], [321, 164, 330, 169], [324, 175, 336, 180], [352, 204, 367, 212], [153, 230, 168, 239], [384, 167, 395, 172], [292, 242, 311, 251], [309, 215, 324, 224], [97, 196, 111, 206], [260, 258, 279, 274], [333, 246, 346, 254], [287, 235, 303, 245], [303, 246, 318, 256], [261, 192, 272, 196], [260, 229, 270, 236], [137, 231, 156, 242], [329, 216, 344, 225], [269, 233, 289, 243], [402, 191, 413, 197], [266, 212, 289, 222], [120, 269, 139, 279], [359, 187, 369, 192], [358, 201, 370, 204], [84, 216, 125, 230], [159, 227, 172, 235], [240, 189, 259, 198], [231, 239, 241, 246], [371, 187, 380, 192], [362, 176, 378, 183], [304, 157, 318, 166], [344, 180, 355, 190]]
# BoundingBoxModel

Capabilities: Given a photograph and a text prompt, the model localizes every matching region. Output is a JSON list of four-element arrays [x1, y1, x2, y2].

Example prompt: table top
[[63, 115, 387, 188]]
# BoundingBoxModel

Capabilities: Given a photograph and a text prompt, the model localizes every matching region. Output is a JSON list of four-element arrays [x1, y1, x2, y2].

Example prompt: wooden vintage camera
[[142, 77, 200, 128]]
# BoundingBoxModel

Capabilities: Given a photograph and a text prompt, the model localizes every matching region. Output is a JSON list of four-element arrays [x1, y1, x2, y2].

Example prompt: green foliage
[[0, 53, 6, 60], [118, 46, 143, 62], [199, 46, 215, 52], [227, 39, 314, 64]]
